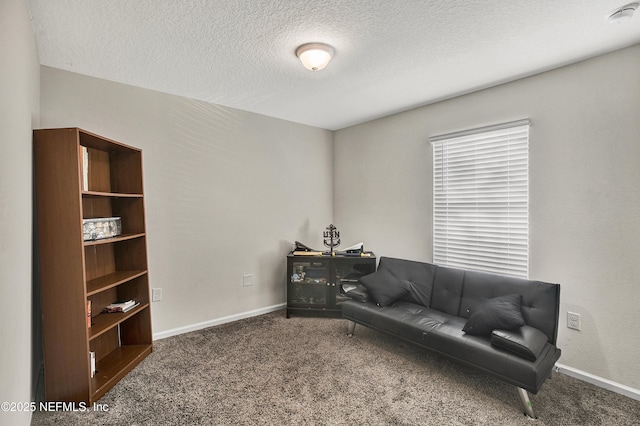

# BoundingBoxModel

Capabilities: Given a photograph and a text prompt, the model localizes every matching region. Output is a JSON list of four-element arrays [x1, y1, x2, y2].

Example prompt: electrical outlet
[[152, 288, 162, 302], [567, 311, 581, 330], [243, 274, 254, 287]]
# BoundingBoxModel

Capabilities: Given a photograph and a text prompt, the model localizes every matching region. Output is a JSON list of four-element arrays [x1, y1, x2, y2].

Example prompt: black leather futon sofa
[[342, 257, 561, 418]]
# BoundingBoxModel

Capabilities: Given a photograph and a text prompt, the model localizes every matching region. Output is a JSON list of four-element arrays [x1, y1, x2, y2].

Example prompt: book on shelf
[[90, 351, 96, 377], [103, 300, 139, 313], [87, 300, 91, 328], [81, 146, 89, 191]]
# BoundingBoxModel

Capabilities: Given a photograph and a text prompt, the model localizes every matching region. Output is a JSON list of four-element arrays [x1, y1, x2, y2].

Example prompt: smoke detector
[[606, 2, 639, 23]]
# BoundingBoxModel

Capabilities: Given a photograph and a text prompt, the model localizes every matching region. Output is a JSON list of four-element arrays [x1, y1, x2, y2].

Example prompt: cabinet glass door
[[332, 259, 375, 309], [288, 260, 330, 308]]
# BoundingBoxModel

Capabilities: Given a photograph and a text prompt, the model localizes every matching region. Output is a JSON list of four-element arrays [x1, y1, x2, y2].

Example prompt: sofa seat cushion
[[342, 300, 561, 393], [345, 301, 458, 343], [447, 330, 560, 393]]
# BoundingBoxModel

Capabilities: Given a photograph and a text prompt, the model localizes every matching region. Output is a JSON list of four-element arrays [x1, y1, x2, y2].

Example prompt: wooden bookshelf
[[34, 128, 153, 404]]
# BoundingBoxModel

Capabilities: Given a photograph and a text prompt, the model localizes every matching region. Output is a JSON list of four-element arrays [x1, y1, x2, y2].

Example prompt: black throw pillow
[[491, 325, 548, 361], [462, 294, 525, 336], [359, 268, 408, 307]]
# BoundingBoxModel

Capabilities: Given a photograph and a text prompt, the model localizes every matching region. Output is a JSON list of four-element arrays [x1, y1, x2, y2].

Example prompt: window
[[430, 120, 529, 278]]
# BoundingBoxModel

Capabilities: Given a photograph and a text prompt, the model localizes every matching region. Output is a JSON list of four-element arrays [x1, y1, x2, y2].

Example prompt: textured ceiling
[[28, 0, 640, 130]]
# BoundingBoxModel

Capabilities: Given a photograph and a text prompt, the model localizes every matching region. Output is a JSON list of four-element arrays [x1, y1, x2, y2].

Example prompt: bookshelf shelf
[[88, 304, 150, 340], [82, 190, 144, 198], [86, 270, 148, 296], [91, 344, 153, 402], [83, 233, 146, 246], [34, 128, 153, 404]]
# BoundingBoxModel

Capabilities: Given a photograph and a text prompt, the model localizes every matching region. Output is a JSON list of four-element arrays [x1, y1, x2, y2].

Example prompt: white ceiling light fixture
[[606, 2, 639, 23], [296, 43, 334, 71]]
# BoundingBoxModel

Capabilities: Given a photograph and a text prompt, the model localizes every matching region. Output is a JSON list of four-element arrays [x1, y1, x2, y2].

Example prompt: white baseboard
[[152, 303, 286, 341], [555, 363, 640, 401]]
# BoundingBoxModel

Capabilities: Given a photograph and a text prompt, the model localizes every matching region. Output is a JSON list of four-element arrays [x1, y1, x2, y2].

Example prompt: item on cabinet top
[[293, 240, 324, 256], [343, 242, 364, 253], [292, 250, 325, 256], [323, 224, 340, 251], [336, 242, 372, 257], [83, 217, 122, 241], [294, 241, 316, 251], [291, 240, 373, 257]]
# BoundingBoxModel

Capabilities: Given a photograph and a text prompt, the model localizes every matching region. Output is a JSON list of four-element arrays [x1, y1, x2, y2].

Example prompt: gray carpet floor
[[32, 310, 640, 425]]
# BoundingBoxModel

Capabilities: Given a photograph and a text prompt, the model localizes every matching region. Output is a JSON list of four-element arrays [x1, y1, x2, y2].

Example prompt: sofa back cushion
[[459, 269, 560, 344], [377, 257, 437, 308], [373, 257, 560, 344], [430, 266, 465, 315]]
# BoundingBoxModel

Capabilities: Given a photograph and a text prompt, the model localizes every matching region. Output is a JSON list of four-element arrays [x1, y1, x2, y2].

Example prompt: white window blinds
[[430, 120, 529, 278]]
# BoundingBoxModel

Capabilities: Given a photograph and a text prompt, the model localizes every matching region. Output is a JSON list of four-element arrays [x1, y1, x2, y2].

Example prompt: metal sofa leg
[[347, 321, 356, 337], [517, 387, 537, 419]]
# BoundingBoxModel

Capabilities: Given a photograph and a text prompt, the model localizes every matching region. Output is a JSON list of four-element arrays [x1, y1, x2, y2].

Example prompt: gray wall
[[334, 44, 640, 390], [39, 67, 334, 334], [0, 0, 40, 424]]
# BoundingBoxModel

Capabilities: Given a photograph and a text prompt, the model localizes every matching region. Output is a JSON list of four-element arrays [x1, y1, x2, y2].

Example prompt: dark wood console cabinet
[[286, 253, 376, 318]]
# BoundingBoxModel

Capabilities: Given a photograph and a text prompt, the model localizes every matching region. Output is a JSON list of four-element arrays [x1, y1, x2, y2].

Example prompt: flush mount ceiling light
[[296, 43, 334, 71], [606, 2, 639, 23]]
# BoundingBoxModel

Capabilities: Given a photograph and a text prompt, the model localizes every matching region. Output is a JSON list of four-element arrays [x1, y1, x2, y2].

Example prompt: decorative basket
[[83, 217, 122, 241]]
